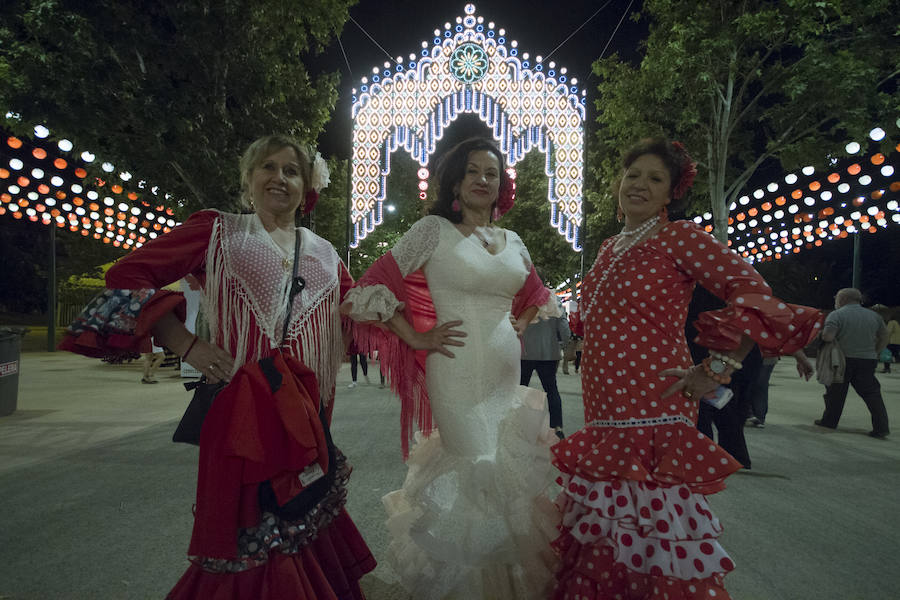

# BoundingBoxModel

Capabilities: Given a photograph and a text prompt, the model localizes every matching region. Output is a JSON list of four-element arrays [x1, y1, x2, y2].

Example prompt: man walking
[[815, 288, 890, 438]]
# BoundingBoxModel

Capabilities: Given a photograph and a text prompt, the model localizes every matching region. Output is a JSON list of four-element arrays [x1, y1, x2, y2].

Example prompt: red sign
[[0, 361, 18, 377]]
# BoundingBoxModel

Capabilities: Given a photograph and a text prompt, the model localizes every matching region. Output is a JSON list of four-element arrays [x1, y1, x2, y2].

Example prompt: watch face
[[710, 359, 727, 374]]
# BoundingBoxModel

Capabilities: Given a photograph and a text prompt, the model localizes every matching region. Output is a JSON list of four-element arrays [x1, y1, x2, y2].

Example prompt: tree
[[0, 0, 355, 218], [590, 0, 897, 241]]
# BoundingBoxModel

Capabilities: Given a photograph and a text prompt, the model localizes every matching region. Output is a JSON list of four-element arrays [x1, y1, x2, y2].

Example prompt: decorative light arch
[[350, 3, 586, 249]]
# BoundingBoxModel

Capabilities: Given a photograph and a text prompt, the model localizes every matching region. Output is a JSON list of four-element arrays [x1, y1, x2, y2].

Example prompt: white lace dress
[[345, 215, 558, 599]]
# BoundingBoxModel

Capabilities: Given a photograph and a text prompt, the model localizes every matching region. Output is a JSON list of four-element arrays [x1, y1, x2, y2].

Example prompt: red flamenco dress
[[60, 210, 376, 599], [551, 221, 822, 599]]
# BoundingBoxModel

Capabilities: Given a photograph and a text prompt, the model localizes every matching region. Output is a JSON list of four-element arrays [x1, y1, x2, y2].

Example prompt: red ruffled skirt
[[167, 510, 375, 600], [550, 420, 742, 600]]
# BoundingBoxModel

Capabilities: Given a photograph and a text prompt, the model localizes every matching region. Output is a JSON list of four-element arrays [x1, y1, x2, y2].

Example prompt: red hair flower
[[671, 141, 697, 200], [303, 189, 319, 214]]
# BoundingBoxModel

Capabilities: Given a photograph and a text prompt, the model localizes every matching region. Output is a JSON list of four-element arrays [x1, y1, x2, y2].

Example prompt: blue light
[[535, 64, 543, 72], [455, 25, 463, 32], [444, 31, 451, 37], [409, 61, 416, 68], [548, 70, 556, 77], [360, 85, 368, 92], [384, 70, 391, 77], [396, 65, 403, 71], [434, 38, 440, 44], [497, 37, 505, 44], [522, 61, 529, 68], [488, 31, 494, 38], [559, 75, 566, 82], [570, 86, 577, 93], [476, 24, 483, 32], [422, 49, 429, 56], [372, 75, 380, 82]]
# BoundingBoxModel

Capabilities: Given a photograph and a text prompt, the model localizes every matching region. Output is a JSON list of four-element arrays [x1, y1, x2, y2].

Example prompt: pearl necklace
[[583, 215, 660, 316]]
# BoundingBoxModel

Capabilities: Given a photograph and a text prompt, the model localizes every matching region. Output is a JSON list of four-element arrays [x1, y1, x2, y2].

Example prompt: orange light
[[103, 238, 111, 244], [852, 197, 864, 207], [890, 181, 900, 192], [761, 202, 772, 211], [823, 207, 835, 216], [808, 181, 821, 191], [116, 212, 126, 220], [0, 168, 9, 179], [704, 225, 713, 233], [871, 153, 885, 166], [50, 209, 60, 217], [32, 148, 47, 159], [793, 247, 800, 253], [17, 176, 30, 187], [827, 172, 840, 184], [748, 208, 758, 217], [736, 212, 746, 221], [111, 184, 123, 194], [876, 211, 885, 220], [55, 191, 66, 200], [814, 240, 822, 246], [89, 203, 100, 211], [7, 137, 23, 149], [791, 189, 802, 200], [871, 190, 883, 200], [727, 217, 734, 225], [35, 204, 45, 212], [80, 229, 89, 236], [93, 233, 101, 239], [775, 196, 786, 206], [127, 192, 138, 201], [104, 207, 114, 216], [18, 199, 29, 208], [74, 168, 87, 178], [12, 212, 23, 220], [96, 178, 105, 187], [53, 158, 67, 170], [37, 184, 50, 194], [847, 164, 861, 175]]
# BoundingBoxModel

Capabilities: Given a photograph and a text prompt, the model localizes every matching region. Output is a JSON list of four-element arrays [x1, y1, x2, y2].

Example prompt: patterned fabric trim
[[588, 415, 695, 428], [65, 288, 158, 338], [190, 449, 351, 574]]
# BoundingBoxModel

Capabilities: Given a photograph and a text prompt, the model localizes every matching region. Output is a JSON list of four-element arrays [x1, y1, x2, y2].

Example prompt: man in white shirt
[[815, 288, 889, 439]]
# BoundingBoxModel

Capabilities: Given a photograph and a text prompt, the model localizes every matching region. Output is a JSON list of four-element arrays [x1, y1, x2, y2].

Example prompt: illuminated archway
[[349, 3, 586, 250]]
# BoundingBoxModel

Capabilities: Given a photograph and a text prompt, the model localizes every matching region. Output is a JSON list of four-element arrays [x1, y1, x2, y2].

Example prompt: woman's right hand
[[183, 338, 235, 384], [409, 320, 467, 358]]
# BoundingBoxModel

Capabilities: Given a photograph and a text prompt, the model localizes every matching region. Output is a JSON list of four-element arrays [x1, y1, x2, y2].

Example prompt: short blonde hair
[[238, 135, 312, 209]]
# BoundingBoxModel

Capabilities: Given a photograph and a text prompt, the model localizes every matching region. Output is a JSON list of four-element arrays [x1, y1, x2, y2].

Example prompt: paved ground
[[0, 351, 898, 600]]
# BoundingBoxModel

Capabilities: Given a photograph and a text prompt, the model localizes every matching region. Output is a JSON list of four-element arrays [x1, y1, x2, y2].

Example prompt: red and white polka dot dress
[[551, 221, 822, 600]]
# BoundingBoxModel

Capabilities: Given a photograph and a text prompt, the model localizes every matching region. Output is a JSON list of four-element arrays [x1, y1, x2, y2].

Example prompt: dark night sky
[[311, 0, 645, 157]]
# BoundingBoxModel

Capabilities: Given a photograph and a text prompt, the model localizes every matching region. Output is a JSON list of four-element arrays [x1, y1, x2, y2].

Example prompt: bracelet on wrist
[[181, 334, 199, 361], [700, 356, 732, 385], [709, 349, 742, 370]]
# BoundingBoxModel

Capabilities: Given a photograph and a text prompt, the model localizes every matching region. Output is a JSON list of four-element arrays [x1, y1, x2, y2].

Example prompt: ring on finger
[[684, 390, 694, 399]]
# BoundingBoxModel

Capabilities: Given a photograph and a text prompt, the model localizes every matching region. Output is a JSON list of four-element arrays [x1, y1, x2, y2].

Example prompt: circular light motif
[[449, 43, 489, 83], [845, 141, 860, 154]]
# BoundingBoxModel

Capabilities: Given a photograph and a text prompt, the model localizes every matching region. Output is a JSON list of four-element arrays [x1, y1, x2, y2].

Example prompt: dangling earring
[[451, 195, 461, 212], [492, 205, 499, 222], [616, 205, 624, 222]]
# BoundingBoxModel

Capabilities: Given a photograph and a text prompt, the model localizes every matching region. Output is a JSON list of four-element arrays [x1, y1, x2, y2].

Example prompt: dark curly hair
[[429, 137, 512, 224], [619, 137, 696, 214]]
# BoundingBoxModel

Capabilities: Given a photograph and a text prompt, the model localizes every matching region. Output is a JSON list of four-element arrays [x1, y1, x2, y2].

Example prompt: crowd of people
[[59, 133, 892, 600]]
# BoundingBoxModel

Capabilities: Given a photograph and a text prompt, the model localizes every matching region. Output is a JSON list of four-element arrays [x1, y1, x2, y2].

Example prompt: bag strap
[[280, 228, 305, 346]]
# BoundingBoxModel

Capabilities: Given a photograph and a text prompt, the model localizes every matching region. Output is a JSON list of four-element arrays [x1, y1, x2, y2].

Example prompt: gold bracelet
[[709, 350, 742, 370]]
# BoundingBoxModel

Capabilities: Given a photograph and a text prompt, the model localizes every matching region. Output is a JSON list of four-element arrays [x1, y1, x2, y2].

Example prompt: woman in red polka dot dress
[[551, 138, 823, 599]]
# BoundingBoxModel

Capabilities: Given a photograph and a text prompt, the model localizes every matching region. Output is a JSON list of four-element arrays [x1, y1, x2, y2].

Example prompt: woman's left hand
[[509, 315, 528, 337], [659, 365, 719, 400]]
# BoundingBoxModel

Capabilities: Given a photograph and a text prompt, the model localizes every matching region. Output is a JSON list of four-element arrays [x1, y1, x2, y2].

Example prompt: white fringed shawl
[[204, 212, 343, 405]]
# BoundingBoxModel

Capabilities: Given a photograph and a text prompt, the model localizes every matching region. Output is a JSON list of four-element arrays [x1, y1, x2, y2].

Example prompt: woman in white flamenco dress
[[343, 138, 560, 599]]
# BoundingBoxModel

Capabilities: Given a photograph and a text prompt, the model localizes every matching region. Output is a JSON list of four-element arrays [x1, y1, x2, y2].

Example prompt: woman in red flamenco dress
[[551, 138, 822, 599], [60, 135, 376, 599]]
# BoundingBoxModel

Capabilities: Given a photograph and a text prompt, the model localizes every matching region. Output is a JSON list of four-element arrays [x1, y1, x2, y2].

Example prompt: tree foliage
[[590, 0, 898, 241], [0, 0, 355, 217]]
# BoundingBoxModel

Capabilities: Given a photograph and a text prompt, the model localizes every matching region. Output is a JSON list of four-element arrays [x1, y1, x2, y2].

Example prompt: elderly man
[[815, 288, 890, 439]]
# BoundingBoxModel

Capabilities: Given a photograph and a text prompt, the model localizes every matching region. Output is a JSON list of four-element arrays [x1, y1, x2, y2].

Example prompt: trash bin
[[0, 327, 28, 417]]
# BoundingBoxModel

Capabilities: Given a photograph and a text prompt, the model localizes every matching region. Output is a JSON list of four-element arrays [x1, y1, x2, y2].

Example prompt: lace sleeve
[[391, 215, 442, 276]]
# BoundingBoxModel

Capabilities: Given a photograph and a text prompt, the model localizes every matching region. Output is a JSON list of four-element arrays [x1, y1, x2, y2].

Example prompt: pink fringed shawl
[[349, 252, 548, 459]]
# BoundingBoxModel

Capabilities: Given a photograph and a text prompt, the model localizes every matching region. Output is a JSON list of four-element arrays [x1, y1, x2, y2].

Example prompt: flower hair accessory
[[303, 150, 330, 214], [494, 170, 516, 218], [671, 141, 697, 200]]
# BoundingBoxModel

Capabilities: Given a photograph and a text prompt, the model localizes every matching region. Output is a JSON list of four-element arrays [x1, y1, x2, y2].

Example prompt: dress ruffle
[[167, 510, 375, 600], [382, 385, 559, 600], [552, 421, 743, 496], [342, 283, 404, 323]]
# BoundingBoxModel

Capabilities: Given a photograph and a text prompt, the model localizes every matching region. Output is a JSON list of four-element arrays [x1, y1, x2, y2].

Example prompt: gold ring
[[684, 390, 693, 399]]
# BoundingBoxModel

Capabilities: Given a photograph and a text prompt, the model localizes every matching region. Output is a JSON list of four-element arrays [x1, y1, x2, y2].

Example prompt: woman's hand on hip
[[184, 339, 235, 384], [411, 320, 467, 358], [659, 365, 719, 400]]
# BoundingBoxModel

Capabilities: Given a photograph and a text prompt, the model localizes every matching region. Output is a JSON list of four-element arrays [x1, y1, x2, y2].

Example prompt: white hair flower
[[310, 152, 330, 192]]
